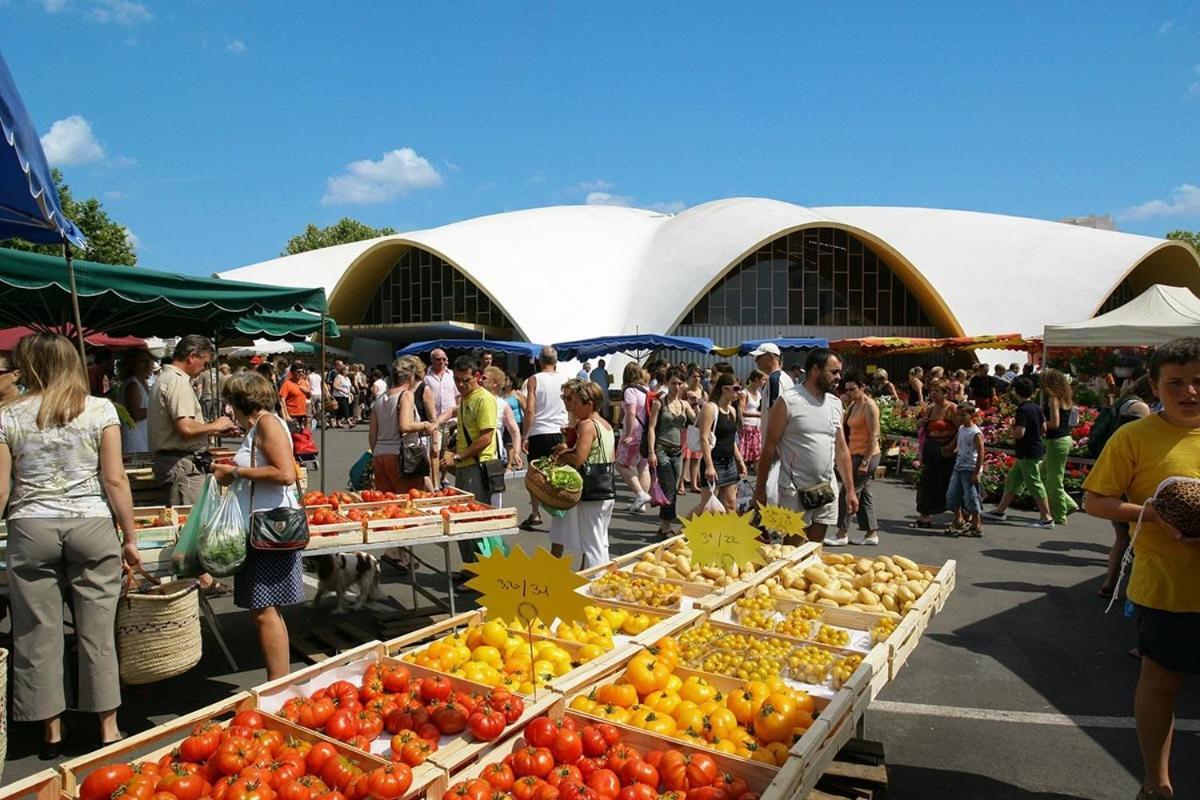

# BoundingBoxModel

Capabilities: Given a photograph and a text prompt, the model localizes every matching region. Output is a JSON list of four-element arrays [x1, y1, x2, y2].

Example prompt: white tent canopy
[[220, 338, 353, 358], [1044, 284, 1200, 348]]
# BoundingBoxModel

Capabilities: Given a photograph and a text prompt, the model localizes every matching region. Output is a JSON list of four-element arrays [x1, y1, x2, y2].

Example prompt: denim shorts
[[945, 468, 981, 514], [714, 457, 739, 488]]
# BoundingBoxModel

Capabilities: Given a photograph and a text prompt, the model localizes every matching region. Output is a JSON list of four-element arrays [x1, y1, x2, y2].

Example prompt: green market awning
[[0, 247, 330, 338]]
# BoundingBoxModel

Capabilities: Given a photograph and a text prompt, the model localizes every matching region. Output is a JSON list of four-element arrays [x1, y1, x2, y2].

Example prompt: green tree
[[282, 218, 398, 256], [2, 169, 137, 265], [1166, 229, 1200, 250]]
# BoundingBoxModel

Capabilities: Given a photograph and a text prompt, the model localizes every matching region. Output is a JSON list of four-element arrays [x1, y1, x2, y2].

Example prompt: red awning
[[0, 326, 147, 352]]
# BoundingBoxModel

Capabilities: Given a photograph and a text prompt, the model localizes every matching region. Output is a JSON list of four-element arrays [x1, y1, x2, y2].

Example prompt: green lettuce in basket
[[533, 458, 583, 492]]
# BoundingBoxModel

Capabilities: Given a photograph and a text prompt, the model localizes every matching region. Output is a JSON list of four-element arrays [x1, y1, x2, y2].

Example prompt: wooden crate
[[442, 506, 518, 536], [340, 498, 416, 513], [382, 611, 486, 656], [765, 686, 864, 799], [253, 641, 384, 703], [364, 512, 443, 543], [711, 595, 882, 654], [429, 700, 781, 800], [0, 770, 65, 800], [409, 488, 474, 509], [582, 571, 714, 613], [304, 512, 366, 549], [884, 609, 927, 683]]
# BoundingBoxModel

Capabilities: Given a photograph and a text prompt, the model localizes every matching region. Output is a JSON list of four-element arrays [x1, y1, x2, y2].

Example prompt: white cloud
[[89, 0, 151, 24], [585, 191, 634, 207], [41, 115, 105, 167], [40, 0, 68, 12], [1159, 19, 1175, 34], [226, 39, 246, 54], [123, 227, 142, 252], [321, 147, 443, 206], [648, 200, 687, 214], [1118, 184, 1200, 221], [573, 178, 614, 193]]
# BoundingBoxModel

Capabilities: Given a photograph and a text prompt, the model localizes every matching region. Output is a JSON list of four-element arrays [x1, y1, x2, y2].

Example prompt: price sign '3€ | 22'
[[465, 546, 591, 627], [682, 510, 766, 571]]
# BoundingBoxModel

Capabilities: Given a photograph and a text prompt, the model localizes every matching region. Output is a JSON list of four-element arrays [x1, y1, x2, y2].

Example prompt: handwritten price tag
[[758, 504, 808, 537], [465, 546, 590, 625], [682, 510, 765, 569]]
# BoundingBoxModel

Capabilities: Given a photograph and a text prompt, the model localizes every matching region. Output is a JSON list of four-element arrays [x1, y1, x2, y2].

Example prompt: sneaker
[[823, 531, 849, 547], [850, 530, 879, 546], [981, 509, 1008, 521], [1028, 518, 1055, 529], [628, 492, 652, 513]]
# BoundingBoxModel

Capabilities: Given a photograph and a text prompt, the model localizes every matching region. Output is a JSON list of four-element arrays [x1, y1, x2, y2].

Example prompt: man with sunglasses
[[425, 348, 460, 480]]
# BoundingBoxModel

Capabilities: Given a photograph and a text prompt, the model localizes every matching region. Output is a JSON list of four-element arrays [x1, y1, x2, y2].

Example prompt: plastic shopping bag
[[197, 485, 247, 578], [649, 469, 670, 508], [476, 535, 511, 558], [702, 484, 725, 514], [171, 476, 216, 578]]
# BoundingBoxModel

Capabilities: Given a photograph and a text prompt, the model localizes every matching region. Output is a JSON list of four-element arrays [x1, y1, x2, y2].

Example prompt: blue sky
[[3, 1, 1200, 275]]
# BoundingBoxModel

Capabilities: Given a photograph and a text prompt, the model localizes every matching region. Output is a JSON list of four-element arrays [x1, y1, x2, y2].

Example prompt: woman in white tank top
[[519, 350, 570, 530]]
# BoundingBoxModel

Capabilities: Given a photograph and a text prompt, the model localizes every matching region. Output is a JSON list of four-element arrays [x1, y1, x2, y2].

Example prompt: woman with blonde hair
[[871, 369, 898, 402], [0, 333, 141, 755], [907, 366, 925, 406], [371, 356, 437, 494], [1039, 368, 1079, 525], [550, 380, 616, 568]]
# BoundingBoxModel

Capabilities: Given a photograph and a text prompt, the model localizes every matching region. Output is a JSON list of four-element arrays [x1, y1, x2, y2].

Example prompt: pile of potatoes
[[753, 553, 936, 617], [628, 539, 798, 588]]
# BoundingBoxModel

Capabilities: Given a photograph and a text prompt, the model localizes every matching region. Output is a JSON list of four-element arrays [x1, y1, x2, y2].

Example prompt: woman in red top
[[911, 379, 958, 530]]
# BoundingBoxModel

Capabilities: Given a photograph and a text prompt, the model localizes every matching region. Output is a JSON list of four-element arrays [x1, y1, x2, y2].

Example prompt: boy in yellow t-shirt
[[1083, 337, 1200, 800]]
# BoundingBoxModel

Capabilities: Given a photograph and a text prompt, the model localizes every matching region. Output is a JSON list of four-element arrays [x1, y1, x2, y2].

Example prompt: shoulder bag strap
[[249, 414, 298, 509]]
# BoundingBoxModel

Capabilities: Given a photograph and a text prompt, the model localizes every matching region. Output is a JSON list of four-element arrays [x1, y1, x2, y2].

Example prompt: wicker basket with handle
[[524, 461, 582, 511], [115, 566, 202, 685]]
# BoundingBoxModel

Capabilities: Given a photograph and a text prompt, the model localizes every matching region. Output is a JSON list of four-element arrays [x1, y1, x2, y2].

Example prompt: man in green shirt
[[442, 355, 499, 568]]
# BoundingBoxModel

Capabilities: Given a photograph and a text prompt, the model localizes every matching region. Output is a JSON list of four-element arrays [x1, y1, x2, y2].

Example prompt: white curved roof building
[[218, 198, 1200, 366]]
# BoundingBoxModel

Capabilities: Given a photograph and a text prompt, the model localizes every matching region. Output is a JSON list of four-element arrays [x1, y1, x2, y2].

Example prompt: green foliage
[[282, 218, 398, 256], [1166, 229, 1200, 250], [1, 169, 137, 265]]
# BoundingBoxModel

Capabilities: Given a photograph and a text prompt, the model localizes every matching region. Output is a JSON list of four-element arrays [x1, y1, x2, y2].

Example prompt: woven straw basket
[[525, 463, 582, 511], [116, 577, 202, 685], [0, 647, 7, 782]]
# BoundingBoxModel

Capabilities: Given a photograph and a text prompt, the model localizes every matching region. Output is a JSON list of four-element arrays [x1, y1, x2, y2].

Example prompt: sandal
[[964, 526, 983, 538], [517, 515, 542, 531], [942, 523, 963, 537]]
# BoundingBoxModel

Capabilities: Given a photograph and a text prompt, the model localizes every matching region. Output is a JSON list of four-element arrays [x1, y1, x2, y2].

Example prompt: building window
[[364, 248, 515, 331], [679, 227, 934, 329]]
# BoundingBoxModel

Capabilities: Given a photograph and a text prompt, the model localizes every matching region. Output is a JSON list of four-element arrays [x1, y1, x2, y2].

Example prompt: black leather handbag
[[579, 421, 617, 502], [248, 416, 310, 551]]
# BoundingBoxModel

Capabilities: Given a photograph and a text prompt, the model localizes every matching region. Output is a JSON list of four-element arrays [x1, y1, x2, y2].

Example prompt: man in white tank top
[[519, 346, 569, 530]]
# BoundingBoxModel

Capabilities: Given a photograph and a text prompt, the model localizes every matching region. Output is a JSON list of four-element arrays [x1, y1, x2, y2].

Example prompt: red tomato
[[320, 757, 361, 793], [620, 760, 658, 788], [156, 766, 210, 800], [399, 739, 434, 767], [306, 742, 339, 775], [225, 778, 273, 800], [366, 765, 412, 800], [550, 729, 582, 765], [416, 722, 441, 744], [523, 718, 557, 749], [345, 735, 373, 752], [684, 789, 729, 800], [511, 777, 546, 800], [585, 770, 620, 800], [327, 681, 360, 708], [420, 676, 453, 703], [468, 706, 506, 742], [300, 698, 337, 730], [660, 752, 718, 792], [213, 742, 254, 776], [81, 764, 135, 800], [579, 727, 609, 758], [325, 710, 360, 742], [594, 725, 619, 748], [574, 758, 601, 781], [546, 765, 582, 788], [715, 773, 748, 799], [483, 763, 515, 791], [180, 724, 223, 762], [232, 711, 266, 731], [354, 710, 384, 740], [512, 747, 555, 779], [383, 665, 411, 693], [617, 787, 657, 800], [442, 779, 492, 800], [433, 702, 469, 735], [604, 745, 640, 775]]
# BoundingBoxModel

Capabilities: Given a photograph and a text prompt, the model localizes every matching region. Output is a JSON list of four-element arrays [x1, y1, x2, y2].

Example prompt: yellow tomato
[[601, 608, 629, 630], [673, 703, 705, 736], [624, 651, 671, 695], [624, 612, 652, 635], [578, 644, 604, 662], [764, 676, 788, 694], [595, 704, 632, 724], [726, 689, 758, 726], [680, 676, 718, 705], [704, 707, 739, 742], [638, 710, 677, 737], [744, 680, 771, 706], [596, 682, 639, 708], [465, 627, 485, 649], [665, 674, 683, 693], [753, 693, 798, 744], [644, 689, 682, 715], [749, 743, 776, 765], [471, 645, 502, 668], [570, 695, 598, 714], [767, 742, 791, 766], [481, 620, 510, 648], [712, 739, 737, 755]]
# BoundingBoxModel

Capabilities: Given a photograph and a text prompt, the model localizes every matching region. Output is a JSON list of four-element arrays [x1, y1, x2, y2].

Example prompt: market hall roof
[[217, 198, 1200, 342]]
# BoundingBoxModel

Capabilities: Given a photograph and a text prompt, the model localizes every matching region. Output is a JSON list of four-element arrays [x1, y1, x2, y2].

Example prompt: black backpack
[[1087, 398, 1136, 458]]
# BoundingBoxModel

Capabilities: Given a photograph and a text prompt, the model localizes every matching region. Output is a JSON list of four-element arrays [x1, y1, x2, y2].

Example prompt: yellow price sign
[[758, 504, 808, 537], [465, 546, 591, 626], [682, 510, 766, 570]]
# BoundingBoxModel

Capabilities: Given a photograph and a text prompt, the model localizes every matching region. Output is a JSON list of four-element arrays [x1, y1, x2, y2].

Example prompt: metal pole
[[63, 243, 89, 376], [320, 313, 327, 493]]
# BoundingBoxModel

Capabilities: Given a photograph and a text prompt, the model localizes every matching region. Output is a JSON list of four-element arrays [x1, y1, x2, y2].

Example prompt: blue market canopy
[[395, 339, 545, 359], [552, 334, 715, 361], [0, 52, 85, 248], [715, 337, 830, 357]]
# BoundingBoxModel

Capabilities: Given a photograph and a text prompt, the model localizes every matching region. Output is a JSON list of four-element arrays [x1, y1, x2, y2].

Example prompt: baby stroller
[[291, 425, 320, 470]]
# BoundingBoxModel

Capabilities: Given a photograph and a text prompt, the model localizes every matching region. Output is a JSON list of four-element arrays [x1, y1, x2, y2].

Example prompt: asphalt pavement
[[3, 426, 1196, 799]]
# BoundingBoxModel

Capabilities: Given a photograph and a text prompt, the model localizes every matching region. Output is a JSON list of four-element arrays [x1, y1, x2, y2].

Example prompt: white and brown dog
[[306, 553, 385, 613]]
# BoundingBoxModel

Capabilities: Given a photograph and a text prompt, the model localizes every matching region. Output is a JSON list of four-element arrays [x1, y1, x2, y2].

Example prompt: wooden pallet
[[807, 739, 889, 799], [290, 620, 379, 663]]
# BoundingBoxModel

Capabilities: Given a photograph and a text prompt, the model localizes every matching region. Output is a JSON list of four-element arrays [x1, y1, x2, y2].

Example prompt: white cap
[[748, 343, 782, 358]]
